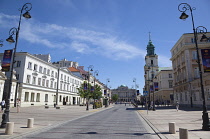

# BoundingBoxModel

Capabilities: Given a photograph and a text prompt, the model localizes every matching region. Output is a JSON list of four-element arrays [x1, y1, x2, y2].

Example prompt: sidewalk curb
[[137, 110, 168, 139], [7, 106, 114, 139]]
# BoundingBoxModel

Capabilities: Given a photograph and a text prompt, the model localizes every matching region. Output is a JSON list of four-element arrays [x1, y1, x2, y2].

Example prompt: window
[[24, 92, 29, 102], [45, 94, 48, 102], [51, 71, 54, 77], [169, 74, 172, 78], [31, 93, 35, 102], [53, 95, 56, 102], [50, 81, 53, 88], [54, 82, 57, 89], [46, 80, 49, 88], [38, 78, 41, 86], [55, 72, 57, 78], [39, 66, 42, 73], [34, 64, 38, 71], [169, 80, 173, 88], [42, 79, 45, 86], [60, 82, 63, 90], [61, 74, 63, 80], [151, 60, 153, 65], [47, 69, 50, 75], [32, 76, 36, 85], [16, 61, 21, 67], [191, 38, 195, 43], [28, 62, 32, 69], [194, 67, 199, 78], [192, 51, 197, 60], [43, 68, 46, 74], [36, 93, 40, 102], [26, 75, 31, 84], [59, 95, 62, 102]]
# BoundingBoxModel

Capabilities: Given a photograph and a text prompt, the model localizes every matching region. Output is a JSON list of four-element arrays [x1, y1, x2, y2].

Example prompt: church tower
[[144, 33, 159, 97]]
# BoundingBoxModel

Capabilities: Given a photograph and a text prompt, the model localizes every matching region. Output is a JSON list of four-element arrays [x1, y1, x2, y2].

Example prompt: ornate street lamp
[[86, 65, 94, 111], [133, 78, 137, 102], [178, 3, 210, 131], [105, 78, 110, 107], [0, 3, 32, 128], [93, 70, 99, 109]]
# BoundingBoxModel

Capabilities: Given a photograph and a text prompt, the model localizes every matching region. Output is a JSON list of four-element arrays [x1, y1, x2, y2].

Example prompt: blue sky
[[0, 0, 210, 93]]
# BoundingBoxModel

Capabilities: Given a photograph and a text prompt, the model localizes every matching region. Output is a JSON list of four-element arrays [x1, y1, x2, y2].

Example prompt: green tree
[[112, 94, 118, 102], [77, 81, 102, 110]]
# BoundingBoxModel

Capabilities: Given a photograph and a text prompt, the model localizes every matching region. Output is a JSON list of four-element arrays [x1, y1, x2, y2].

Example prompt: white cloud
[[0, 13, 150, 61]]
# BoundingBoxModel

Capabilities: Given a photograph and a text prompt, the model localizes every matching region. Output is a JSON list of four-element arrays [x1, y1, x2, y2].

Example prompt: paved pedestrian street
[[20, 105, 159, 139], [1, 104, 210, 139]]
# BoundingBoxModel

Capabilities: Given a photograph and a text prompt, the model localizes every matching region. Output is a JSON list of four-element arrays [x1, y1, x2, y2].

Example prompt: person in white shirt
[[1, 100, 5, 112]]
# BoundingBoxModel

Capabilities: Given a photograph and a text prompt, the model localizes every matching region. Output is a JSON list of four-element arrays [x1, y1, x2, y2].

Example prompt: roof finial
[[149, 32, 151, 41]]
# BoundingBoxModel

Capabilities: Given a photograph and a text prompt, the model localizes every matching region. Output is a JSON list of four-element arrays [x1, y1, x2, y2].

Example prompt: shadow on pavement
[[77, 132, 155, 136]]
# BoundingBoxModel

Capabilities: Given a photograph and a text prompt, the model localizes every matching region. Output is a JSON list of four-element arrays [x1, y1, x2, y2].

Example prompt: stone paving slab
[[137, 106, 210, 139], [0, 105, 110, 139]]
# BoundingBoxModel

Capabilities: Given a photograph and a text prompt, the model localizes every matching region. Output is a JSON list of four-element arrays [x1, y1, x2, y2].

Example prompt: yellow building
[[170, 33, 210, 107]]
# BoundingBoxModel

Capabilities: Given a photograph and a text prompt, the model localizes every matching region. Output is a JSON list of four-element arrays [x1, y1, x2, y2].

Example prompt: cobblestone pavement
[[0, 105, 111, 139], [137, 105, 210, 139], [0, 104, 210, 139], [21, 105, 159, 139]]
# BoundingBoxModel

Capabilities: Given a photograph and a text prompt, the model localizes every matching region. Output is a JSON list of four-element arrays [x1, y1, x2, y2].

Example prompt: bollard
[[179, 128, 188, 139], [27, 118, 34, 128], [5, 122, 14, 135], [169, 122, 176, 134]]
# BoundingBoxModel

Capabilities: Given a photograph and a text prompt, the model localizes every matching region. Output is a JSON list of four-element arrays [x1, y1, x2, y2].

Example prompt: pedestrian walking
[[176, 101, 179, 111], [1, 100, 5, 112], [17, 99, 20, 113]]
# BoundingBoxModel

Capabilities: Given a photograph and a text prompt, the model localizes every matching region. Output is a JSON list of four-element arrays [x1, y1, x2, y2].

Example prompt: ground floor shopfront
[[9, 83, 83, 107], [173, 75, 210, 108]]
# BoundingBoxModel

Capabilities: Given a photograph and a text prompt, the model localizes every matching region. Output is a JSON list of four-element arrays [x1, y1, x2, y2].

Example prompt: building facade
[[170, 33, 210, 107], [0, 52, 84, 107], [111, 85, 135, 102], [154, 68, 174, 104]]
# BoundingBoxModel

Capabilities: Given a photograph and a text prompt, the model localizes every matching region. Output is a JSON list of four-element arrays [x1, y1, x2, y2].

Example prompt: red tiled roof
[[68, 67, 80, 72]]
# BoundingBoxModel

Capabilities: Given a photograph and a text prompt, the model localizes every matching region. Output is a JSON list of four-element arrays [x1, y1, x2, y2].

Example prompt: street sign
[[143, 91, 148, 96]]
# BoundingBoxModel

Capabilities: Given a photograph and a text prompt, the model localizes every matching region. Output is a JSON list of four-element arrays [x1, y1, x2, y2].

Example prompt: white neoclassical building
[[0, 52, 84, 107], [111, 85, 136, 102]]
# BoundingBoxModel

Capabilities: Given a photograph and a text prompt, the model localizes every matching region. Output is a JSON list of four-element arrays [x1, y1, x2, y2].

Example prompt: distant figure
[[1, 100, 5, 112], [141, 102, 144, 108], [176, 101, 179, 111], [17, 99, 20, 113]]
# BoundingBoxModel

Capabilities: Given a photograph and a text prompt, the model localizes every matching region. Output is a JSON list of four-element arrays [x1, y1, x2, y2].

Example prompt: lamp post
[[146, 67, 151, 108], [0, 39, 3, 47], [133, 78, 137, 103], [86, 65, 93, 111], [93, 70, 99, 109], [152, 76, 157, 111], [150, 64, 156, 111], [0, 3, 32, 128], [105, 78, 110, 107], [178, 3, 210, 131]]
